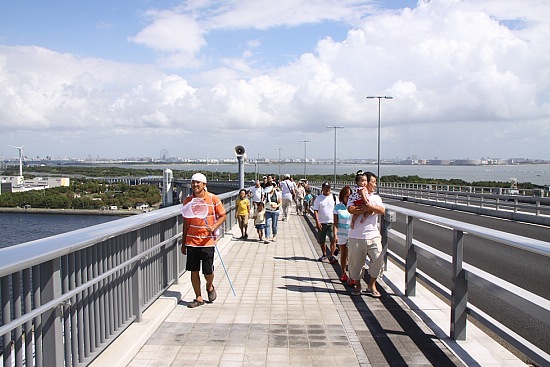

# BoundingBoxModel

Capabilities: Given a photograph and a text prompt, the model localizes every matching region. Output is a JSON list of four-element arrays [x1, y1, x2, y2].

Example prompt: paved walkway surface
[[92, 209, 527, 367]]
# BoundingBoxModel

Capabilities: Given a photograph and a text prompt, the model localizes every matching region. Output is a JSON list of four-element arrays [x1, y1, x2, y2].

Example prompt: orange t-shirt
[[183, 193, 226, 247]]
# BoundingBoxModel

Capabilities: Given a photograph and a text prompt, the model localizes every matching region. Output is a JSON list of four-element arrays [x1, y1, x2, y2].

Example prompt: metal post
[[275, 148, 283, 179], [404, 215, 416, 296], [451, 229, 467, 340], [237, 155, 244, 190], [366, 96, 392, 190], [40, 260, 64, 367], [299, 140, 311, 179], [327, 126, 343, 185]]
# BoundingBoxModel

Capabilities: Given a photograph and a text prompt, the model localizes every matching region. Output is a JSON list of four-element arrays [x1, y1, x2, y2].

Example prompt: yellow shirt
[[236, 198, 250, 216]]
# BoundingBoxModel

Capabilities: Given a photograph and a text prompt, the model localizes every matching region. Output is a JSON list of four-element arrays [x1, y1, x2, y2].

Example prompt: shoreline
[[0, 207, 141, 216]]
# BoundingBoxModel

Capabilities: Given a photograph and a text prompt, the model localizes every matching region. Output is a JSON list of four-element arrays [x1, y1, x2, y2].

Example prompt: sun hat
[[191, 173, 207, 183]]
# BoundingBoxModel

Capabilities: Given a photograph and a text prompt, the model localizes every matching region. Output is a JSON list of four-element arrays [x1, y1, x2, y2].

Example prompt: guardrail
[[381, 204, 550, 366], [307, 180, 550, 225], [0, 189, 241, 367], [305, 184, 549, 365]]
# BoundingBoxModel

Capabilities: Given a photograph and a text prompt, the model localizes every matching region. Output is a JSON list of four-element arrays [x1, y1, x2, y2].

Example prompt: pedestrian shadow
[[346, 276, 465, 366], [282, 275, 336, 284], [277, 284, 350, 295], [273, 256, 318, 262]]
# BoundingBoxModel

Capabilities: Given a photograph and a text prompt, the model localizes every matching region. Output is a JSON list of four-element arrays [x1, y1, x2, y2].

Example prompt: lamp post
[[275, 147, 284, 179], [299, 140, 311, 179], [366, 96, 392, 184], [327, 126, 344, 185]]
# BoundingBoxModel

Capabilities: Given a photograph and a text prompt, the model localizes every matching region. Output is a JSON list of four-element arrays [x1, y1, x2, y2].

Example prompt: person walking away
[[250, 180, 263, 215], [334, 186, 353, 284], [236, 189, 250, 239], [181, 173, 227, 308], [264, 183, 282, 242], [253, 202, 269, 244], [295, 181, 306, 215], [280, 174, 296, 220], [346, 171, 385, 297], [313, 182, 338, 264]]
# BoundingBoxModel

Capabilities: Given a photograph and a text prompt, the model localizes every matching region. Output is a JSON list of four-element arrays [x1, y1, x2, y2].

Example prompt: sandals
[[362, 288, 382, 298], [207, 286, 217, 302], [187, 299, 205, 308], [340, 274, 349, 283]]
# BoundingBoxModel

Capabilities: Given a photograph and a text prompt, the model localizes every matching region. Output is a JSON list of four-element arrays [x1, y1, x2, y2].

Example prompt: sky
[[1, 0, 549, 162]]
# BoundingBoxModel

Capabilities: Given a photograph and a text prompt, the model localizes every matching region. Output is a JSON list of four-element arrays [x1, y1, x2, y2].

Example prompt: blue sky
[[1, 0, 549, 162]]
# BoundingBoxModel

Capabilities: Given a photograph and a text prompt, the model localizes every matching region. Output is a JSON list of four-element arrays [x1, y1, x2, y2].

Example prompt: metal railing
[[0, 190, 241, 367], [305, 184, 549, 365], [381, 204, 550, 366], [308, 180, 550, 225]]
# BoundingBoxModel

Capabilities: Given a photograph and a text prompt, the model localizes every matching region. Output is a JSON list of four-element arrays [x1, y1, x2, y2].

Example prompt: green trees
[[0, 180, 161, 209]]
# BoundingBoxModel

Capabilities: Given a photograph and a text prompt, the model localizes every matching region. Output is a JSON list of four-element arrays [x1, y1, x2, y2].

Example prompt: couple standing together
[[314, 170, 385, 297]]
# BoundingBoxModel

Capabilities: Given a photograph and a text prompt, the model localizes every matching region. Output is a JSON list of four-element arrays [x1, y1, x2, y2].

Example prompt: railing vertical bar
[[32, 265, 43, 367], [61, 256, 72, 367], [131, 229, 143, 322], [405, 215, 416, 296], [92, 245, 100, 351], [39, 259, 63, 367], [115, 238, 122, 330], [13, 272, 23, 367], [75, 251, 84, 364], [2, 275, 12, 367], [23, 268, 33, 367], [108, 238, 115, 336], [98, 243, 106, 345], [68, 253, 78, 367], [82, 248, 91, 357], [451, 229, 467, 340], [87, 246, 96, 354]]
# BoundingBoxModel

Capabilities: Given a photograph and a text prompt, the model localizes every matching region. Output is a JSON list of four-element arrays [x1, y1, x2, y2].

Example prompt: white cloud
[[130, 10, 206, 68], [1, 0, 549, 161]]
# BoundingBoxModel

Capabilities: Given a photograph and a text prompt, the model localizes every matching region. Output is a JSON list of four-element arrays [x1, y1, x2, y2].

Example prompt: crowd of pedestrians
[[180, 170, 385, 309]]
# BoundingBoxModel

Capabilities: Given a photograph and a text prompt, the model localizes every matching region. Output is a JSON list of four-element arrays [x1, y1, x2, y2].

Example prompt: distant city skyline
[[1, 1, 549, 160]]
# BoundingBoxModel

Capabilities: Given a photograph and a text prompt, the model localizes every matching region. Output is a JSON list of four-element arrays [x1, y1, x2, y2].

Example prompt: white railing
[[380, 205, 550, 367]]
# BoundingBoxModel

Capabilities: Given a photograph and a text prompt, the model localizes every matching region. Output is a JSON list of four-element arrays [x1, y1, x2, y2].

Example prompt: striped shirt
[[183, 193, 226, 247], [333, 202, 351, 245]]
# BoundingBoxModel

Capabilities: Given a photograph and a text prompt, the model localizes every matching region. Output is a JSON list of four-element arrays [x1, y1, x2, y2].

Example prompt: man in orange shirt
[[182, 173, 227, 308]]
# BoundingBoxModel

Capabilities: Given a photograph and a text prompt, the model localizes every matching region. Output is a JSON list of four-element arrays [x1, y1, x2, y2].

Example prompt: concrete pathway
[[91, 209, 527, 367]]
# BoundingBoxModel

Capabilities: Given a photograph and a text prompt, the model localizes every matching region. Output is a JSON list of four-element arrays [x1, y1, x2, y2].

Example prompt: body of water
[[119, 163, 550, 186], [0, 213, 119, 249]]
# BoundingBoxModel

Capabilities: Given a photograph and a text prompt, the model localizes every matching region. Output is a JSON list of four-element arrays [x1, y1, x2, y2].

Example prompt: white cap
[[191, 173, 207, 183]]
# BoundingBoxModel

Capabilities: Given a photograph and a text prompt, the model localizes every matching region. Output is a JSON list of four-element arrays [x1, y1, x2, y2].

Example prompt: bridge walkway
[[91, 210, 526, 367]]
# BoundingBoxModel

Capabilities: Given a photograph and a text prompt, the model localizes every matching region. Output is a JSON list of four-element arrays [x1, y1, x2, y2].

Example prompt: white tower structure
[[162, 168, 174, 206], [8, 144, 25, 184]]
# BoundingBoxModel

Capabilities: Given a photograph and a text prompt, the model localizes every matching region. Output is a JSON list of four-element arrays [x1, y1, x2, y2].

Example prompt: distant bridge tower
[[162, 168, 174, 206]]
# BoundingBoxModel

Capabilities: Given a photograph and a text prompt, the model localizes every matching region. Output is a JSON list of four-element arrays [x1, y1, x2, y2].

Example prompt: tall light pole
[[275, 147, 284, 179], [299, 140, 311, 179], [366, 96, 393, 183], [327, 126, 344, 185]]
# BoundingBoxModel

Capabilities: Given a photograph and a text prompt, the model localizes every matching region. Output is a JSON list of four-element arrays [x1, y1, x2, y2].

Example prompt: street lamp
[[326, 126, 344, 185], [299, 140, 311, 179], [275, 147, 284, 179], [366, 96, 393, 184]]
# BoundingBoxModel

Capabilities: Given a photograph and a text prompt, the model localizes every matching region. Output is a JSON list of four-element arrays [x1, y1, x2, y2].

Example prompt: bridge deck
[[91, 211, 526, 367]]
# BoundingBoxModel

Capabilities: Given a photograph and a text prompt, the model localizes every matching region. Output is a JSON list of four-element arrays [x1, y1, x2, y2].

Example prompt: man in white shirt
[[313, 182, 338, 264], [250, 180, 263, 214], [280, 174, 296, 220], [347, 171, 386, 298]]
